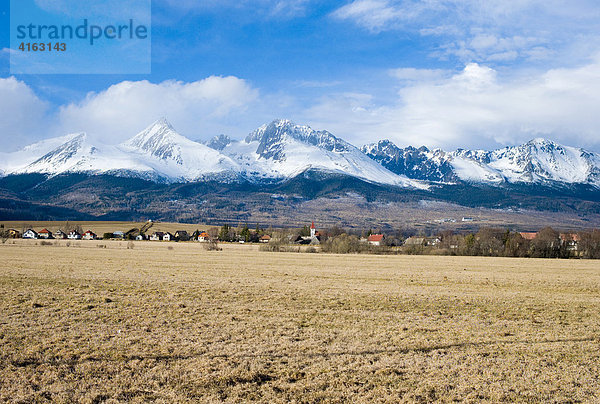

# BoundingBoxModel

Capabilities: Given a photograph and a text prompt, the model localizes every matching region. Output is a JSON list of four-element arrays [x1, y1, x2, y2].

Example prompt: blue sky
[[2, 0, 600, 152]]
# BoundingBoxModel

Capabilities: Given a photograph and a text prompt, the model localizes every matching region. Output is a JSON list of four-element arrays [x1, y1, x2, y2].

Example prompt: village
[[1, 220, 598, 259]]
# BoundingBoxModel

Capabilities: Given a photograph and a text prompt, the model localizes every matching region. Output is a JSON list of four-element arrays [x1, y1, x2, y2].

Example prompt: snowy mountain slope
[[0, 133, 84, 174], [220, 119, 425, 188], [3, 120, 242, 182], [3, 118, 598, 190], [362, 138, 600, 187], [360, 140, 458, 183], [11, 133, 154, 177], [120, 119, 241, 181]]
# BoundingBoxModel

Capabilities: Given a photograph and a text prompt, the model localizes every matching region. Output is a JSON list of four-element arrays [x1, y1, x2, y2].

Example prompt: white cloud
[[57, 77, 260, 144], [332, 0, 600, 65], [299, 60, 600, 152], [4, 61, 600, 155], [0, 77, 50, 151]]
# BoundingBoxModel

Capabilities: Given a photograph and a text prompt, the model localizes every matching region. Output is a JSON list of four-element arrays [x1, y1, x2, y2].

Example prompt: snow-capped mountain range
[[361, 138, 600, 187], [1, 118, 599, 189]]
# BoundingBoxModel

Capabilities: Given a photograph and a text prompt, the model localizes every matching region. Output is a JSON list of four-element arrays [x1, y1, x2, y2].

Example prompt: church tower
[[310, 221, 316, 238]]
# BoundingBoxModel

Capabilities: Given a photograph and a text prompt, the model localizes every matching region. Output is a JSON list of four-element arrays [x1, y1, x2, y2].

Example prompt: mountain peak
[[245, 119, 352, 161], [206, 134, 231, 151]]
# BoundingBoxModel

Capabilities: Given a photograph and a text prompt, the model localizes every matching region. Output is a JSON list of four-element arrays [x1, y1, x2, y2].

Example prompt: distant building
[[259, 235, 272, 243], [67, 231, 82, 240], [83, 230, 97, 240], [174, 230, 190, 241], [403, 236, 440, 247], [112, 231, 125, 239], [23, 229, 38, 239], [38, 228, 54, 239], [197, 232, 210, 242], [403, 237, 425, 246], [367, 234, 385, 246], [150, 232, 164, 241], [163, 232, 173, 241], [560, 233, 580, 251], [462, 217, 475, 222], [135, 234, 146, 241], [519, 232, 537, 241], [296, 222, 320, 244], [54, 230, 67, 239]]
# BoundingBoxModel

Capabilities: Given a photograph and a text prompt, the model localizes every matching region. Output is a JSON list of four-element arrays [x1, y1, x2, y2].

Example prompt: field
[[1, 240, 599, 403]]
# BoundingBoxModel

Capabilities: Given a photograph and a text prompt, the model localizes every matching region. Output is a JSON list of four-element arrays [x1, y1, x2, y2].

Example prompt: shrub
[[204, 240, 222, 251], [40, 240, 53, 246], [127, 241, 135, 250]]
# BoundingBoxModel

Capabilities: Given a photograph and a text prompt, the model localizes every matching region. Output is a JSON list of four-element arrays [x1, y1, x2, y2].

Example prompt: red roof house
[[367, 234, 385, 246]]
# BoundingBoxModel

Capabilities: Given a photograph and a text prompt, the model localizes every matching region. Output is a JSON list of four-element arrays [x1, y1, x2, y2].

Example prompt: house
[[426, 237, 441, 246], [67, 231, 82, 240], [22, 229, 38, 239], [174, 230, 190, 241], [38, 228, 54, 239], [150, 232, 164, 241], [560, 233, 580, 251], [367, 234, 385, 246], [163, 232, 174, 241], [403, 237, 425, 246], [7, 229, 21, 238], [82, 230, 97, 240], [135, 234, 146, 241], [519, 232, 538, 241], [54, 230, 67, 239], [462, 217, 475, 222], [112, 231, 125, 240], [259, 235, 272, 243], [197, 232, 210, 242]]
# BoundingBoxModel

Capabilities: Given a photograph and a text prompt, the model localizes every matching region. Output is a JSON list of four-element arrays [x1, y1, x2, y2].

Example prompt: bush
[[127, 241, 135, 249], [40, 240, 53, 246], [103, 233, 114, 240], [204, 240, 222, 251]]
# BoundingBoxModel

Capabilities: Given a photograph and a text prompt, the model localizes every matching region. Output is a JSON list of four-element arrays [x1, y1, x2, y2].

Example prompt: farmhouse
[[150, 232, 164, 241], [54, 230, 67, 239], [259, 235, 272, 243], [83, 230, 97, 240], [163, 232, 174, 241], [68, 231, 82, 240], [135, 234, 146, 241], [38, 228, 54, 239], [23, 229, 38, 239], [197, 232, 210, 242], [367, 234, 385, 246]]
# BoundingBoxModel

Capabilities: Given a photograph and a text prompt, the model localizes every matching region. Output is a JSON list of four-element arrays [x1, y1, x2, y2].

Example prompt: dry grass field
[[1, 240, 599, 403]]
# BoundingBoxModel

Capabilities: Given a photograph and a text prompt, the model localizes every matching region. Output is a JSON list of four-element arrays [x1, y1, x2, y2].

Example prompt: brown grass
[[0, 241, 599, 402]]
